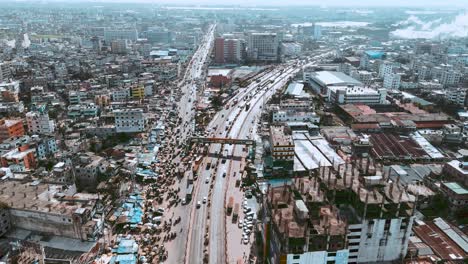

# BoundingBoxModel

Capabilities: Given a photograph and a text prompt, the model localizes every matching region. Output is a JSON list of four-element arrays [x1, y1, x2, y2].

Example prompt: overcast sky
[[69, 0, 468, 7]]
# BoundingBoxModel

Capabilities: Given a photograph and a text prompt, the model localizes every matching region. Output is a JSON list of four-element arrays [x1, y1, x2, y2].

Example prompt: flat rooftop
[[0, 179, 97, 216], [270, 126, 293, 146], [311, 71, 362, 87]]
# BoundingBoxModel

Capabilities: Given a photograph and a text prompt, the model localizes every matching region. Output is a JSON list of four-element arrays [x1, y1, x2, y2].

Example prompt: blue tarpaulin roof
[[365, 50, 385, 59], [110, 254, 137, 264]]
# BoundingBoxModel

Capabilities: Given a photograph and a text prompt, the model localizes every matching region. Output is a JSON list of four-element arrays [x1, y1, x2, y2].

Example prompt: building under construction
[[260, 156, 418, 264]]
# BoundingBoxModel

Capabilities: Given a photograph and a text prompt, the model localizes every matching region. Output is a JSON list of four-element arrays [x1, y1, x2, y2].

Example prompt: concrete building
[[147, 29, 172, 44], [261, 181, 349, 264], [214, 37, 242, 64], [302, 24, 322, 40], [104, 28, 138, 42], [443, 160, 468, 187], [0, 81, 20, 102], [439, 70, 461, 87], [0, 144, 36, 171], [0, 179, 100, 241], [270, 126, 295, 165], [74, 152, 110, 188], [445, 88, 467, 106], [350, 70, 372, 86], [440, 182, 468, 210], [383, 73, 401, 90], [114, 108, 147, 133], [0, 206, 10, 237], [110, 39, 127, 54], [111, 88, 130, 101], [272, 110, 320, 124], [0, 119, 25, 142], [281, 42, 302, 57], [305, 71, 362, 95], [67, 103, 99, 119], [247, 33, 279, 62], [0, 62, 11, 82], [378, 62, 394, 78], [328, 86, 387, 105], [26, 109, 55, 135]]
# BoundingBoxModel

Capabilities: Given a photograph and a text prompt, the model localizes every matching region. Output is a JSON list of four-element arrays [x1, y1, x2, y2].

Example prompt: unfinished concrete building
[[318, 158, 417, 264], [260, 178, 349, 264]]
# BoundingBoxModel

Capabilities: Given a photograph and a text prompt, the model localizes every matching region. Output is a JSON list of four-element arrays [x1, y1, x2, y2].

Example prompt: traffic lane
[[187, 142, 223, 261]]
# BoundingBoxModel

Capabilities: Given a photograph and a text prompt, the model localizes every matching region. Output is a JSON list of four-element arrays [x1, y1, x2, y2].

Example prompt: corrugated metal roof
[[311, 71, 362, 87], [434, 218, 468, 253]]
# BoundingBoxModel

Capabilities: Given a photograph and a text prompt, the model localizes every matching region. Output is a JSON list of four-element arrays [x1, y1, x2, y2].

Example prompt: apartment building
[[0, 119, 25, 142], [247, 32, 279, 62], [104, 28, 138, 42], [383, 73, 401, 90], [0, 62, 11, 82], [114, 108, 147, 133], [270, 126, 295, 164], [214, 37, 243, 64], [26, 109, 55, 135]]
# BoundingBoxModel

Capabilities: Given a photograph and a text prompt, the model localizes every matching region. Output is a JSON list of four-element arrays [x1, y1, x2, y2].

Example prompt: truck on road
[[232, 203, 239, 223], [227, 196, 234, 215]]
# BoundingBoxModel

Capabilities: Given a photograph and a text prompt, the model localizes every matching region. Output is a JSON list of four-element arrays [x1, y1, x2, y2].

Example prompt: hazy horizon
[[0, 0, 467, 7]]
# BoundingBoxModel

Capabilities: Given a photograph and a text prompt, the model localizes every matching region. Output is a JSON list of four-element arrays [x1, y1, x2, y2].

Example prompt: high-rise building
[[302, 24, 322, 40], [104, 28, 138, 42], [147, 29, 172, 44], [111, 39, 127, 54], [440, 70, 461, 87], [0, 62, 11, 82], [383, 73, 401, 90], [247, 33, 279, 62], [378, 62, 394, 78], [214, 37, 242, 64]]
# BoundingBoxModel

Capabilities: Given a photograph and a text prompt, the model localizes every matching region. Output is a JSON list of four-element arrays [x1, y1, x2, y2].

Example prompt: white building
[[287, 250, 349, 264], [281, 42, 302, 57], [378, 62, 394, 78], [383, 73, 401, 90], [104, 28, 138, 42], [111, 88, 130, 101], [440, 70, 461, 87], [114, 108, 147, 133], [445, 88, 467, 106], [247, 33, 279, 62], [305, 71, 363, 95], [273, 110, 320, 124], [328, 86, 387, 105], [351, 70, 373, 86], [347, 217, 415, 263], [26, 110, 55, 135]]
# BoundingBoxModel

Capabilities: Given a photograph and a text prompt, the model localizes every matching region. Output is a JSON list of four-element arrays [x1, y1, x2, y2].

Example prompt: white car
[[238, 220, 243, 228], [203, 197, 207, 203], [205, 177, 210, 184], [243, 238, 249, 245]]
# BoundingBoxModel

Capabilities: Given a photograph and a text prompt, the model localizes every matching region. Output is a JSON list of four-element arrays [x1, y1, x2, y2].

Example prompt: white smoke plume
[[390, 12, 468, 39]]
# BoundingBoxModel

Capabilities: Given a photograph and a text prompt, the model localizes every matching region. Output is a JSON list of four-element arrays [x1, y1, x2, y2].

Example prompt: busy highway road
[[184, 62, 302, 264], [178, 24, 216, 141]]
